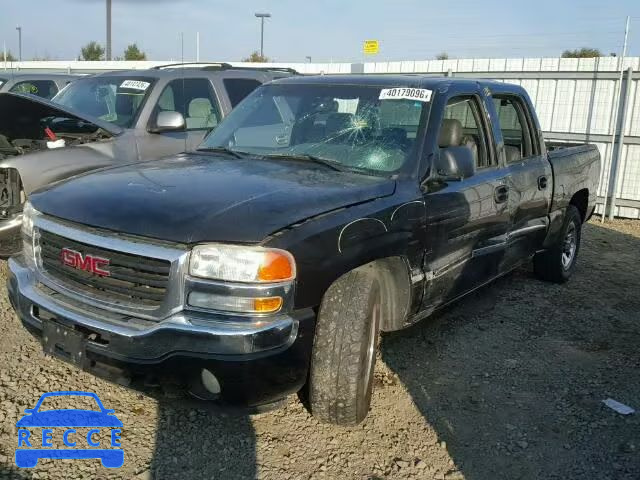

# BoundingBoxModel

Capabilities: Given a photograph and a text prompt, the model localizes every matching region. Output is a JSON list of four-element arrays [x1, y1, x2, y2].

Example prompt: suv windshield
[[53, 76, 155, 128], [200, 83, 431, 175]]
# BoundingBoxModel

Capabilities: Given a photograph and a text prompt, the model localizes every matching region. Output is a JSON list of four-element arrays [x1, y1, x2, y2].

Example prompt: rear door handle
[[538, 176, 548, 190], [494, 185, 509, 204]]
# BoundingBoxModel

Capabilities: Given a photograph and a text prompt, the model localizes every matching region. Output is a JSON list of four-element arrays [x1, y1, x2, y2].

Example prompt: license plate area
[[42, 320, 87, 368]]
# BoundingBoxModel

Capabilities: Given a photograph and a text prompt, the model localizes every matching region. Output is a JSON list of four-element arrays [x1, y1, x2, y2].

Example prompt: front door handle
[[538, 176, 548, 190], [494, 185, 509, 204]]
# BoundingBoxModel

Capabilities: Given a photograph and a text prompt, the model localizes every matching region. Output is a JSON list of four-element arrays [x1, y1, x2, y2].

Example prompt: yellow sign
[[363, 40, 379, 55]]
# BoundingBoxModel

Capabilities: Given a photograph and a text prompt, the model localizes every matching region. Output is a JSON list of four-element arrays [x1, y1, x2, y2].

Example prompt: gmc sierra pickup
[[7, 75, 600, 425]]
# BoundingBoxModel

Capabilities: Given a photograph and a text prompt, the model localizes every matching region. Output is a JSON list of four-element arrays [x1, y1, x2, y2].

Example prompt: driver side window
[[442, 96, 492, 169]]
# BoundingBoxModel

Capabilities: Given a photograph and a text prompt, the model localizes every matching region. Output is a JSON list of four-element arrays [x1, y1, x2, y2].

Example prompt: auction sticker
[[379, 87, 432, 102], [120, 80, 150, 91]]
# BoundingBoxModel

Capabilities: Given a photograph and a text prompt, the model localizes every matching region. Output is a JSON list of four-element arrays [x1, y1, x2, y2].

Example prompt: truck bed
[[547, 143, 601, 214]]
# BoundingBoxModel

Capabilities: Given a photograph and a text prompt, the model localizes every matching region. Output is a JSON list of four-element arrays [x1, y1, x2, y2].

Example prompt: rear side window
[[443, 96, 492, 168], [223, 78, 262, 107], [10, 80, 59, 99], [493, 95, 537, 161], [155, 78, 222, 131]]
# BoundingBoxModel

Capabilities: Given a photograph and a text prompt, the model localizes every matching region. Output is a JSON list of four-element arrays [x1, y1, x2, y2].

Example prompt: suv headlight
[[189, 244, 295, 283], [22, 201, 37, 238], [21, 201, 40, 267]]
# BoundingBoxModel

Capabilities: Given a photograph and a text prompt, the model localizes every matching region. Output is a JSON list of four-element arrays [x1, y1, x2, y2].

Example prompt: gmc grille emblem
[[60, 248, 111, 277]]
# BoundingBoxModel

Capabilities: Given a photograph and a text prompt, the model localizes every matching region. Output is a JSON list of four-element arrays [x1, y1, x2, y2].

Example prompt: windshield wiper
[[261, 153, 348, 172], [196, 147, 247, 159]]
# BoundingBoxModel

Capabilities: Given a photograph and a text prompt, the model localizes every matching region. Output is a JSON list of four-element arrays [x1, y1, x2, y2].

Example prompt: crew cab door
[[489, 92, 552, 260], [140, 78, 223, 159], [421, 91, 511, 310]]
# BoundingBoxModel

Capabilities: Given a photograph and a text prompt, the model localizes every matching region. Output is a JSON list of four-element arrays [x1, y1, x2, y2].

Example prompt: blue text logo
[[15, 391, 123, 468]]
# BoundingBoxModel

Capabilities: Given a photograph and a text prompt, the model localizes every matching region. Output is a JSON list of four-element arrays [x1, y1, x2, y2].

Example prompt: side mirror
[[151, 111, 185, 133], [434, 146, 475, 180]]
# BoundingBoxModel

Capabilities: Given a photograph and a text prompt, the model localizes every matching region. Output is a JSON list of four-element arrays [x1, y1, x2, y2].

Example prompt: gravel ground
[[0, 218, 638, 480]]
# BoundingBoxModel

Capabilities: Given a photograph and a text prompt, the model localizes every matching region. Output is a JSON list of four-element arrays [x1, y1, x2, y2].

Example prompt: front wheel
[[307, 264, 381, 426], [534, 205, 582, 283]]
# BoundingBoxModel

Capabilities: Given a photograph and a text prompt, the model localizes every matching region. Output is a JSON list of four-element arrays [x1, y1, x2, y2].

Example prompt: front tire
[[534, 205, 582, 283], [308, 264, 381, 425]]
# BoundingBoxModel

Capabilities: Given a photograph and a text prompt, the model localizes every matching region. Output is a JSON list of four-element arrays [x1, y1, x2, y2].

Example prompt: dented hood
[[30, 154, 396, 244], [0, 92, 122, 138]]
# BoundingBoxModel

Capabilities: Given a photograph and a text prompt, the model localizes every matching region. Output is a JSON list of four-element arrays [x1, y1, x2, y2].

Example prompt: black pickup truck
[[8, 75, 600, 425]]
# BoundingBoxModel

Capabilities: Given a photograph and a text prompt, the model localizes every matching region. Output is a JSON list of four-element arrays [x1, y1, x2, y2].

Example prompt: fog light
[[201, 369, 221, 395], [188, 292, 283, 314]]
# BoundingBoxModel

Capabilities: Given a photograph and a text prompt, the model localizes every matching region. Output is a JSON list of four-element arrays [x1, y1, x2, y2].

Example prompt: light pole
[[306, 56, 312, 63], [106, 0, 112, 60], [254, 13, 271, 59], [15, 26, 22, 62]]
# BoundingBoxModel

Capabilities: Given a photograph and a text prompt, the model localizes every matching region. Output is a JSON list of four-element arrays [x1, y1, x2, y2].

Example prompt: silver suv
[[0, 63, 296, 256]]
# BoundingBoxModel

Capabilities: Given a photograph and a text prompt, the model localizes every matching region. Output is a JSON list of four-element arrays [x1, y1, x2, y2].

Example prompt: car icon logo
[[15, 391, 123, 468]]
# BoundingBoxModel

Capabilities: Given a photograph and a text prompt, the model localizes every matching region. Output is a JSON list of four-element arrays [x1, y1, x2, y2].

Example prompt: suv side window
[[223, 78, 262, 107], [493, 95, 537, 162], [10, 80, 59, 99], [443, 96, 492, 169], [154, 78, 222, 130]]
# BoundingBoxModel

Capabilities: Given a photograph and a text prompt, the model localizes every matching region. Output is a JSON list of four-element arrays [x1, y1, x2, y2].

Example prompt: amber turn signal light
[[257, 251, 295, 282], [253, 296, 284, 313]]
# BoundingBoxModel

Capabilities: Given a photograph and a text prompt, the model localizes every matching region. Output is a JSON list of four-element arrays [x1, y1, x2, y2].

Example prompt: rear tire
[[534, 205, 582, 283], [308, 264, 381, 425]]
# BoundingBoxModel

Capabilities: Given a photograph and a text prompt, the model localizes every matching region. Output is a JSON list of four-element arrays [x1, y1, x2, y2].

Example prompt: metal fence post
[[351, 63, 365, 74], [607, 66, 633, 220]]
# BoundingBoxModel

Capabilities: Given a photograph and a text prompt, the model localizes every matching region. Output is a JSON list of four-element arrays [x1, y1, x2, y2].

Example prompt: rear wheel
[[308, 264, 381, 425], [534, 205, 582, 283]]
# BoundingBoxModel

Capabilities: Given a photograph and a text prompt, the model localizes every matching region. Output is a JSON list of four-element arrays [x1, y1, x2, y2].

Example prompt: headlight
[[22, 201, 37, 237], [187, 292, 283, 314], [21, 201, 40, 266], [189, 244, 296, 283]]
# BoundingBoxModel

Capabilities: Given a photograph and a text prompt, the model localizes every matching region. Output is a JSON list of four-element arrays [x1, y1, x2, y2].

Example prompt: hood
[[0, 92, 122, 139], [30, 154, 396, 244]]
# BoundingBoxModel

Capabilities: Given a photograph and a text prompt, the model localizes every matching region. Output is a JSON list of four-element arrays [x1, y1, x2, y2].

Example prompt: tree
[[2, 50, 17, 62], [436, 52, 449, 60], [561, 48, 602, 58], [124, 43, 147, 61], [80, 41, 105, 61], [242, 51, 269, 63]]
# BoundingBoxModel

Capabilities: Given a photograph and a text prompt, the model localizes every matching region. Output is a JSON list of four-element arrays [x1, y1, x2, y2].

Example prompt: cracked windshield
[[201, 83, 431, 174]]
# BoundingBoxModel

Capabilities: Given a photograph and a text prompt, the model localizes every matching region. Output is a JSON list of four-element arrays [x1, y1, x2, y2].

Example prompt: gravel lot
[[0, 218, 638, 480]]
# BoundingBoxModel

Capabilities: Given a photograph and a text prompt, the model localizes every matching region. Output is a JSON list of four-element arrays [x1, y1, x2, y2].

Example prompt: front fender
[[264, 191, 427, 310]]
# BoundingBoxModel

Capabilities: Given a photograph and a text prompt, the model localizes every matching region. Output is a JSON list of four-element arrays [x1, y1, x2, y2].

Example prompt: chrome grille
[[38, 229, 171, 307]]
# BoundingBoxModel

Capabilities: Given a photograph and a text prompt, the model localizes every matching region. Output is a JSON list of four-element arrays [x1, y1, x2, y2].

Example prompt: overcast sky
[[1, 0, 639, 62]]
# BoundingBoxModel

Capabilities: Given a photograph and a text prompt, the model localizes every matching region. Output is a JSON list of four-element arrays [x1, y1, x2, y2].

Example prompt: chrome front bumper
[[8, 256, 303, 362]]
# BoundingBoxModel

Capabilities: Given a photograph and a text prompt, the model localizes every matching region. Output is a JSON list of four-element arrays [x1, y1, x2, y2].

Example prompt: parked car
[[0, 73, 77, 99], [8, 75, 600, 425], [0, 63, 296, 256]]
